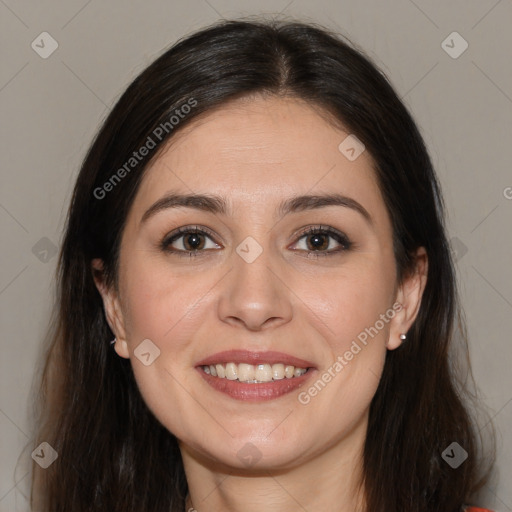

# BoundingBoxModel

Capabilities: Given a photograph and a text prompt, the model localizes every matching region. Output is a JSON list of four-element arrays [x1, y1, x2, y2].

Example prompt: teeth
[[272, 363, 285, 380], [225, 362, 238, 380], [238, 363, 255, 381], [254, 364, 271, 381], [215, 364, 225, 378], [294, 367, 307, 377], [202, 362, 309, 382]]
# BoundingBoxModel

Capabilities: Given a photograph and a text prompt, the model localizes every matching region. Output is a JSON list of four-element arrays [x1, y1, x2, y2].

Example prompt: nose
[[217, 244, 293, 332]]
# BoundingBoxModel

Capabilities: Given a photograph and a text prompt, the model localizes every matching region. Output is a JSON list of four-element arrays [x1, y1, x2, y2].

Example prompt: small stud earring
[[399, 333, 407, 340], [110, 337, 117, 346]]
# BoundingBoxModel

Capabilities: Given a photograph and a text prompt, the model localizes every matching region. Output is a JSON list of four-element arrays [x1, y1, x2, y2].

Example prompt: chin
[[194, 430, 313, 472]]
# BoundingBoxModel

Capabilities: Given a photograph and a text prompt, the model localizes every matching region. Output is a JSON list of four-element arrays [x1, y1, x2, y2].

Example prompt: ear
[[387, 247, 428, 350], [91, 258, 130, 359]]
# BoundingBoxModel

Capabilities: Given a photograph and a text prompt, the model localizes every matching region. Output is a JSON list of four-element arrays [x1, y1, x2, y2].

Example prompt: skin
[[93, 95, 427, 512]]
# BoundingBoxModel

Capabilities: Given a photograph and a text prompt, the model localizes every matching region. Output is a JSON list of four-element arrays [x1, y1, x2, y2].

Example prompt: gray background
[[1, 1, 511, 510]]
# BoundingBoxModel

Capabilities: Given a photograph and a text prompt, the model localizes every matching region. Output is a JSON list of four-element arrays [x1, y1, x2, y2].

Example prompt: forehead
[[128, 95, 388, 226]]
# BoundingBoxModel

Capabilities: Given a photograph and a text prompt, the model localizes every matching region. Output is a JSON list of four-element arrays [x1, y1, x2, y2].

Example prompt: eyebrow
[[140, 192, 373, 226]]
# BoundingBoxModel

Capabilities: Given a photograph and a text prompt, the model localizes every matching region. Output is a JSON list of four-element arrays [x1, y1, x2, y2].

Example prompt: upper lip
[[196, 350, 316, 369]]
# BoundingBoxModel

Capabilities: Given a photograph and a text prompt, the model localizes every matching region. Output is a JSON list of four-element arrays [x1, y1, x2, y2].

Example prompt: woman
[[30, 18, 495, 512]]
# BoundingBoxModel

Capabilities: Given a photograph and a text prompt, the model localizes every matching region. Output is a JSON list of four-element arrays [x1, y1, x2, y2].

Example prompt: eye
[[290, 225, 352, 257], [161, 225, 221, 257], [160, 224, 352, 259]]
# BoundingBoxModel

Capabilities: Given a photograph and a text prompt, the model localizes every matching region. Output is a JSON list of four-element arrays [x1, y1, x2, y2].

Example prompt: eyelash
[[160, 225, 353, 259]]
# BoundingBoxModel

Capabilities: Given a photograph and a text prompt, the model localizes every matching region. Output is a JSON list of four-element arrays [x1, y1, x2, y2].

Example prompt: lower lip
[[196, 367, 316, 401]]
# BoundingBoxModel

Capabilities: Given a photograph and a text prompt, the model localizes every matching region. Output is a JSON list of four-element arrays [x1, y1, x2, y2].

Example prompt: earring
[[110, 337, 117, 346], [399, 333, 407, 341]]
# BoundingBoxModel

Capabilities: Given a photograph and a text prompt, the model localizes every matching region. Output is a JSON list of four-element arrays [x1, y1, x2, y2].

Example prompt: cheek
[[121, 256, 205, 344], [118, 259, 209, 434], [293, 256, 395, 415], [295, 279, 391, 436], [297, 259, 395, 352]]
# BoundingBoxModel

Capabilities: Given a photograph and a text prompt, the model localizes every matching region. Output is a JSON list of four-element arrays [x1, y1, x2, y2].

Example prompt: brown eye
[[180, 232, 206, 251], [291, 226, 352, 257], [161, 226, 221, 256]]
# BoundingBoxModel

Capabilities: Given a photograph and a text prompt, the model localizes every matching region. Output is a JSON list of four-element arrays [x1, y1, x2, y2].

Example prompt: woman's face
[[95, 95, 425, 472]]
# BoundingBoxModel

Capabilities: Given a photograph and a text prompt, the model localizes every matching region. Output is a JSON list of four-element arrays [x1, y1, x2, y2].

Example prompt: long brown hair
[[28, 18, 495, 511]]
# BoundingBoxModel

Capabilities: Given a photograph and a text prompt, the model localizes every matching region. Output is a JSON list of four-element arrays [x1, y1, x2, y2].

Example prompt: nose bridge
[[233, 233, 279, 302], [217, 232, 292, 330]]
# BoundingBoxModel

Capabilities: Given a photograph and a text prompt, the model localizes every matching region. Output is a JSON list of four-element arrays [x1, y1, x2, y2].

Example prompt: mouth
[[195, 350, 316, 401], [200, 362, 309, 382]]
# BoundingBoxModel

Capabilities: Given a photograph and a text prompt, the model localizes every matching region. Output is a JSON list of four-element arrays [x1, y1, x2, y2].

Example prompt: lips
[[195, 349, 317, 401], [197, 368, 315, 401]]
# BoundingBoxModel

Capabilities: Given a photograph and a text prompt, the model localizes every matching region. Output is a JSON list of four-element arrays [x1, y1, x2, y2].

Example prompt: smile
[[195, 350, 316, 401], [201, 362, 309, 383]]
